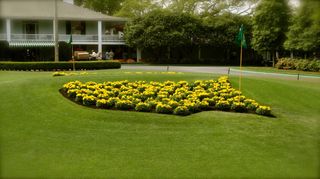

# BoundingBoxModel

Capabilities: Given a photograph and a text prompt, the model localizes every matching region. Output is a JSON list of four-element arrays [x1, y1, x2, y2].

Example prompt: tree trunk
[[290, 51, 294, 59], [198, 45, 201, 61], [167, 46, 171, 60], [272, 51, 275, 67], [136, 48, 142, 62], [266, 51, 271, 66]]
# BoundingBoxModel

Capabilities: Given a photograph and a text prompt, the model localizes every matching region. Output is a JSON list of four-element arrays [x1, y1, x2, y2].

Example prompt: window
[[23, 21, 38, 39], [66, 21, 86, 35]]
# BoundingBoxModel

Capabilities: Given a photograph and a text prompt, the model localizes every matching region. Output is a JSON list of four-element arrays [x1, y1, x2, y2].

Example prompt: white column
[[6, 19, 11, 42], [54, 0, 59, 62], [98, 21, 102, 53], [137, 48, 142, 62]]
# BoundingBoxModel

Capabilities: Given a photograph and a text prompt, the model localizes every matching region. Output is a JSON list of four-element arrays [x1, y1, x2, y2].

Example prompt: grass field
[[233, 66, 320, 76], [0, 69, 319, 178]]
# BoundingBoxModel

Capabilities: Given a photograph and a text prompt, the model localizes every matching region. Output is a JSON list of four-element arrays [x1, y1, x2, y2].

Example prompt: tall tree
[[252, 0, 290, 64], [203, 12, 252, 47], [165, 0, 202, 14], [124, 10, 205, 62], [75, 0, 124, 15], [74, 0, 85, 6], [115, 0, 159, 18], [162, 0, 258, 16], [284, 0, 320, 57]]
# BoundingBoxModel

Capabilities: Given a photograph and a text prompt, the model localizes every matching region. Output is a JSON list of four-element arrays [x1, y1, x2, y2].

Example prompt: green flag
[[236, 25, 247, 48], [68, 34, 73, 44]]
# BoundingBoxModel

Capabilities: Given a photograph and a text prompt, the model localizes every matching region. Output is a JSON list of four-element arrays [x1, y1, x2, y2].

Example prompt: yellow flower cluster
[[61, 76, 272, 116], [124, 71, 184, 75], [53, 71, 90, 77]]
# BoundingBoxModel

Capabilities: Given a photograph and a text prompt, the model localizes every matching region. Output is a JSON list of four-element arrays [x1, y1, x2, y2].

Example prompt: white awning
[[9, 41, 55, 47]]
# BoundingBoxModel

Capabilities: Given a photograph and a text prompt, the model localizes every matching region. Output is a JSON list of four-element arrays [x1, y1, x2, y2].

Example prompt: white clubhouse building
[[0, 0, 137, 61]]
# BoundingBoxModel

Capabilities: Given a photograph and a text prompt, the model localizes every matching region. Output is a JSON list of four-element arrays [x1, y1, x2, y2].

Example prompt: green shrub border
[[275, 58, 320, 72], [0, 61, 121, 71]]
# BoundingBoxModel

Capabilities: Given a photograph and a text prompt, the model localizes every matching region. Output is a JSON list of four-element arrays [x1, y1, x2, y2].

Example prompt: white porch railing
[[59, 34, 98, 42], [11, 34, 54, 41], [103, 34, 124, 42], [9, 34, 124, 43]]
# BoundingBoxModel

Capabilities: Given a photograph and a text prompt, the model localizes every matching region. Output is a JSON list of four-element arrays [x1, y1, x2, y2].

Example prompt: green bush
[[82, 95, 96, 106], [135, 102, 151, 112], [256, 106, 272, 116], [173, 106, 191, 116], [115, 100, 134, 110], [215, 100, 231, 111], [107, 97, 120, 108], [59, 41, 72, 61], [197, 101, 210, 110], [0, 61, 121, 71], [231, 102, 247, 113], [96, 99, 108, 108], [275, 58, 320, 72], [155, 103, 173, 114], [0, 41, 10, 60], [307, 60, 320, 72]]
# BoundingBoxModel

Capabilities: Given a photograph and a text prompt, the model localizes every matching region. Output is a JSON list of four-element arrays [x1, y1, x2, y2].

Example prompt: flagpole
[[72, 44, 75, 71], [69, 34, 75, 71], [238, 34, 243, 103]]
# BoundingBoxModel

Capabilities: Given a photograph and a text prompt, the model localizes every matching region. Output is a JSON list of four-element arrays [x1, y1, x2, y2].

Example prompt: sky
[[63, 0, 74, 4], [289, 0, 300, 7]]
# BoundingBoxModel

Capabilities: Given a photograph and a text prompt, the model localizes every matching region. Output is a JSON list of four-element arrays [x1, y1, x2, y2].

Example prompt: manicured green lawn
[[232, 66, 320, 76], [0, 69, 319, 178]]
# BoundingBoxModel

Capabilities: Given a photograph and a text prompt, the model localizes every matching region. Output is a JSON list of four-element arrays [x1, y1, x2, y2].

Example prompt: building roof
[[0, 0, 127, 21]]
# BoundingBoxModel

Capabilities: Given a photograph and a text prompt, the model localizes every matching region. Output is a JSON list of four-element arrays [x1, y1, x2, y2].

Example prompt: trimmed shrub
[[275, 58, 320, 72], [82, 95, 96, 106], [155, 103, 173, 114], [256, 106, 272, 116], [231, 102, 247, 112], [173, 106, 191, 116], [135, 102, 151, 112], [0, 41, 10, 60], [215, 100, 231, 111], [0, 61, 121, 71], [96, 99, 108, 108], [59, 41, 72, 61], [115, 100, 134, 110], [197, 101, 210, 110]]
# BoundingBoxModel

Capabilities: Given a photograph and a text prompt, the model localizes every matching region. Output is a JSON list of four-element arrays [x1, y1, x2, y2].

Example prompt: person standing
[[105, 51, 109, 60], [109, 50, 114, 60], [90, 50, 97, 60]]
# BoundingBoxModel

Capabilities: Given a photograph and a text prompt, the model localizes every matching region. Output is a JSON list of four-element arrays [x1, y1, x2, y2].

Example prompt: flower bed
[[61, 76, 272, 116]]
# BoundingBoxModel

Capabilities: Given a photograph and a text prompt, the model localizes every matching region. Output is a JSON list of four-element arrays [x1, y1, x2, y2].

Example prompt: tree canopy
[[251, 0, 290, 52], [73, 0, 319, 63], [74, 0, 124, 15], [115, 0, 159, 18], [284, 0, 320, 52], [125, 10, 204, 49]]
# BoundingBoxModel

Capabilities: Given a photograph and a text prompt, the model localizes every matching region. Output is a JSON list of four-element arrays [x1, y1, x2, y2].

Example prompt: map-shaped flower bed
[[61, 76, 271, 116]]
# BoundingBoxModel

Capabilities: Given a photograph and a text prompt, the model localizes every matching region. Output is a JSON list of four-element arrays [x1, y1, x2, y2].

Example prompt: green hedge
[[275, 58, 320, 72], [0, 61, 121, 71]]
